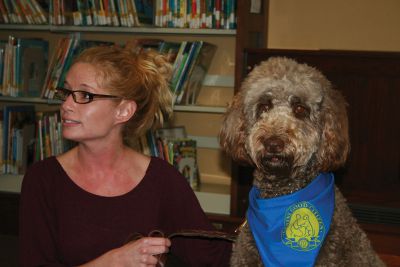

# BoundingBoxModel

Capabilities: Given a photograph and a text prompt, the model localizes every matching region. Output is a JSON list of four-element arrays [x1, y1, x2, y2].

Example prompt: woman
[[19, 45, 231, 266]]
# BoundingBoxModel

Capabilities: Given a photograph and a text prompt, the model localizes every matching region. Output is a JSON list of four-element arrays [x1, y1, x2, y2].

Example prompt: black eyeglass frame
[[55, 87, 122, 104]]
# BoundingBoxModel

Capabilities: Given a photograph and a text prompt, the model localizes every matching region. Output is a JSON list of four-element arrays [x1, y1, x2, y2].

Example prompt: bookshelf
[[0, 0, 270, 229]]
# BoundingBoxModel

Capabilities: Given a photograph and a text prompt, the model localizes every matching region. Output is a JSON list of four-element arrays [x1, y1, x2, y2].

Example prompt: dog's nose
[[265, 137, 285, 153]]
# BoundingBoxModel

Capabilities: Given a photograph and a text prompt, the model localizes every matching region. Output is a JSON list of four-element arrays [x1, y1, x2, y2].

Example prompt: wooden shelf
[[0, 175, 23, 194], [0, 24, 236, 36], [0, 96, 226, 114], [194, 183, 230, 215], [0, 96, 60, 105], [173, 105, 226, 114]]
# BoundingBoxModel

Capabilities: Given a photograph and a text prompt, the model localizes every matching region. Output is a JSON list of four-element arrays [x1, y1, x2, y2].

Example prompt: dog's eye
[[293, 104, 310, 118], [256, 100, 273, 117]]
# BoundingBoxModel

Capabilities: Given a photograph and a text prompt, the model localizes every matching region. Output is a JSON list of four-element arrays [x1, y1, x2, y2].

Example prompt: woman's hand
[[113, 237, 171, 266], [80, 237, 171, 267]]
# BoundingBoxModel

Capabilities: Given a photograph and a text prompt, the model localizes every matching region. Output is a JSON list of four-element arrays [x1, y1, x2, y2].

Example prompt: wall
[[268, 0, 400, 51]]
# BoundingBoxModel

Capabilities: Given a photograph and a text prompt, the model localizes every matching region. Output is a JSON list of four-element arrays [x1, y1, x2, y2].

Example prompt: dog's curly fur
[[220, 57, 385, 266]]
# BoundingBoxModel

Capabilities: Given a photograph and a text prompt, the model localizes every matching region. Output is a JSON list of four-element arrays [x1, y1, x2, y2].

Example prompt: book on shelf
[[124, 39, 216, 106], [170, 138, 199, 190], [50, 0, 141, 26], [16, 37, 49, 97], [34, 110, 74, 162], [0, 106, 73, 175], [178, 41, 216, 105], [0, 36, 49, 98], [125, 38, 164, 54], [1, 105, 36, 175], [169, 40, 216, 105], [41, 34, 80, 99], [0, 0, 47, 24], [0, 0, 236, 29], [138, 126, 200, 190], [134, 0, 154, 25], [154, 0, 236, 29], [158, 40, 181, 64], [0, 40, 6, 91], [169, 41, 193, 104], [41, 34, 114, 99]]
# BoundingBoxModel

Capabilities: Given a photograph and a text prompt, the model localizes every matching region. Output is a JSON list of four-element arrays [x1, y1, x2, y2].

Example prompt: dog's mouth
[[259, 154, 293, 174], [263, 154, 289, 165]]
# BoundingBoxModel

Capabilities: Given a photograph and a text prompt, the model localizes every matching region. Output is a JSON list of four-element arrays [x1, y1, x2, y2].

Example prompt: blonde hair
[[73, 45, 173, 140]]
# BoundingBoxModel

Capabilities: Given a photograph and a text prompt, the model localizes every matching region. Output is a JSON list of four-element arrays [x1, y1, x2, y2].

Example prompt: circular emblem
[[282, 201, 325, 251]]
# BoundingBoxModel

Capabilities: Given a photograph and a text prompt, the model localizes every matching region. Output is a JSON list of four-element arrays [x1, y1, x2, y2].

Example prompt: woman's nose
[[60, 93, 75, 109]]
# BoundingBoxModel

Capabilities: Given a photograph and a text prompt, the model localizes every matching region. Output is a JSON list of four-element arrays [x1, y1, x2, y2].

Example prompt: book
[[171, 139, 199, 190], [1, 105, 36, 174], [34, 111, 73, 162], [41, 35, 78, 98], [0, 1, 9, 23], [126, 38, 163, 54], [42, 34, 114, 99], [0, 40, 7, 90], [158, 40, 181, 63], [1, 36, 16, 96], [174, 41, 202, 104], [179, 41, 217, 105], [169, 41, 191, 103], [153, 126, 199, 189], [15, 38, 49, 97]]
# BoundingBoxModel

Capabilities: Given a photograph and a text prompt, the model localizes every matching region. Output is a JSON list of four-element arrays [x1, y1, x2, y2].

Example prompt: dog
[[219, 57, 385, 266]]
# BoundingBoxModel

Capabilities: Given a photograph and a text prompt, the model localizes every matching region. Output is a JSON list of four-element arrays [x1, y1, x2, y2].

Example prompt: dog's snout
[[264, 137, 285, 153]]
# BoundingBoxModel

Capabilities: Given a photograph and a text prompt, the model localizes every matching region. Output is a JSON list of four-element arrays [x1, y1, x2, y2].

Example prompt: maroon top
[[19, 156, 231, 266]]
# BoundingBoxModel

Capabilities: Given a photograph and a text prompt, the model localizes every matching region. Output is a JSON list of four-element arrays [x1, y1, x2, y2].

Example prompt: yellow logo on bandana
[[282, 201, 325, 251]]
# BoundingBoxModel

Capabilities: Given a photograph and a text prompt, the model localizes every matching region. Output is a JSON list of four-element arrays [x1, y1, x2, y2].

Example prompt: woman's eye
[[82, 92, 91, 99]]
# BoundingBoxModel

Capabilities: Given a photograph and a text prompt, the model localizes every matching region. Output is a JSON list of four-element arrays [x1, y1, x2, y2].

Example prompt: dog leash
[[126, 229, 237, 267], [127, 229, 237, 243]]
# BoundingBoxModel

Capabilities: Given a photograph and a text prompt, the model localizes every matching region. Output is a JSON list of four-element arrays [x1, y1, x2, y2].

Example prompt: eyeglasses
[[54, 87, 121, 104]]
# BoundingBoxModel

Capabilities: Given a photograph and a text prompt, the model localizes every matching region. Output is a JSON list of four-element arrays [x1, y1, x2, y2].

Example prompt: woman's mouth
[[62, 119, 80, 125]]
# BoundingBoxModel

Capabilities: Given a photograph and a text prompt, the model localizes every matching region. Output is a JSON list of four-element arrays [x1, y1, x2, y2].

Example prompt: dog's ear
[[219, 92, 253, 165], [316, 88, 350, 171]]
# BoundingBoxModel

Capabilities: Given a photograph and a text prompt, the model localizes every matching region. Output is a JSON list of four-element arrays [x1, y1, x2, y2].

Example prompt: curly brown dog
[[220, 57, 385, 266]]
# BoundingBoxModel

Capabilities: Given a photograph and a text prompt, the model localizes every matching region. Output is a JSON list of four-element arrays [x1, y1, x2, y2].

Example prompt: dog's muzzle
[[257, 136, 293, 175]]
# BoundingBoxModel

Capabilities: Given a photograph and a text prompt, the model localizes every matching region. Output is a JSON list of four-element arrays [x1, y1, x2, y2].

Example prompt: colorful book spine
[[0, 0, 9, 23]]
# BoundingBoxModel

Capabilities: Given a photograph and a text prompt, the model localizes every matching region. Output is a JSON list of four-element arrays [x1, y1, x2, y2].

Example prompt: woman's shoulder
[[148, 157, 182, 176], [26, 156, 59, 174], [146, 157, 195, 193], [21, 156, 62, 194]]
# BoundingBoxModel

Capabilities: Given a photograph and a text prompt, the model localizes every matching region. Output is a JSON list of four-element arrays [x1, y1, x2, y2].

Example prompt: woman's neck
[[76, 142, 126, 170]]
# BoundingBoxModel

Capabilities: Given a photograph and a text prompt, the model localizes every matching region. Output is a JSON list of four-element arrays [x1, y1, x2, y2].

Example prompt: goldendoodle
[[220, 57, 385, 266]]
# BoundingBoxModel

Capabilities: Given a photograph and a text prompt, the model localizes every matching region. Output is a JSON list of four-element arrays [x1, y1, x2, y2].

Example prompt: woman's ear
[[115, 100, 137, 123]]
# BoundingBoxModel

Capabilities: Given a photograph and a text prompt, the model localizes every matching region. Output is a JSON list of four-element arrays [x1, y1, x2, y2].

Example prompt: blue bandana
[[247, 173, 335, 267]]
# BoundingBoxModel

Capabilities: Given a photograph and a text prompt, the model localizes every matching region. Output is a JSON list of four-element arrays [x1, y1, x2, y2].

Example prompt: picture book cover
[[16, 38, 49, 97], [1, 105, 35, 174]]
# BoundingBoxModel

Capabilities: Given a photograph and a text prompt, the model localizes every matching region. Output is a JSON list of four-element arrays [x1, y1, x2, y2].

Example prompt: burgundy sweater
[[19, 156, 231, 266]]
